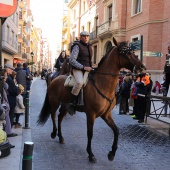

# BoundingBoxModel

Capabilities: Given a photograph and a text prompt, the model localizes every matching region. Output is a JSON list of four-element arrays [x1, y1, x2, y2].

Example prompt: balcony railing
[[90, 30, 97, 40], [97, 21, 110, 35]]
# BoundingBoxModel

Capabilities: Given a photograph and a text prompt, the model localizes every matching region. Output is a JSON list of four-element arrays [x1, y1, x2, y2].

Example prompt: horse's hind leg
[[51, 104, 60, 139], [58, 104, 67, 144], [86, 115, 97, 163], [101, 112, 119, 161]]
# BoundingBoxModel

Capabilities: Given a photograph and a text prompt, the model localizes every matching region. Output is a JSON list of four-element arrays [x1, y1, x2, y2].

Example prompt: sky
[[30, 0, 64, 60]]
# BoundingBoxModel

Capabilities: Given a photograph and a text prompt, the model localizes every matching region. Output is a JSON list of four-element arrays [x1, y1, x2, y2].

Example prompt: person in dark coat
[[51, 50, 68, 80], [67, 31, 93, 115], [119, 77, 130, 114], [14, 63, 27, 106], [23, 63, 32, 91], [164, 45, 170, 94], [5, 63, 20, 128]]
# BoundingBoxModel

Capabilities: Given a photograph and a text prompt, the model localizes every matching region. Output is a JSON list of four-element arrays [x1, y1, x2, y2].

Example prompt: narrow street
[[30, 78, 170, 170]]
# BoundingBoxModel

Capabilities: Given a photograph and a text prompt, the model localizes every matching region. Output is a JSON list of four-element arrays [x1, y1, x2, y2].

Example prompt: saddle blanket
[[64, 71, 89, 87]]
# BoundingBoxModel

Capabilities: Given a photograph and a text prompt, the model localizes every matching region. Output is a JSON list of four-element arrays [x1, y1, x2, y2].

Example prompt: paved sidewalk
[[0, 77, 170, 170]]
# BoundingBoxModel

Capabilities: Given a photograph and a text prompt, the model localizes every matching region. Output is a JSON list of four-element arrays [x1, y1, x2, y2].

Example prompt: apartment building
[[68, 0, 170, 82], [2, 7, 19, 66], [42, 38, 50, 69], [62, 0, 71, 55], [13, 0, 33, 65]]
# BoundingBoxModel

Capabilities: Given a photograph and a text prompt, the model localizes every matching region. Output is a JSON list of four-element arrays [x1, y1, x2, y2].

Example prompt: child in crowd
[[14, 84, 25, 128]]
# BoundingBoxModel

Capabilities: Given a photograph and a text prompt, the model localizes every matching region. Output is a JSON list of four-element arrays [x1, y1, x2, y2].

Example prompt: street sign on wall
[[143, 51, 163, 57], [0, 0, 18, 18], [129, 40, 141, 51]]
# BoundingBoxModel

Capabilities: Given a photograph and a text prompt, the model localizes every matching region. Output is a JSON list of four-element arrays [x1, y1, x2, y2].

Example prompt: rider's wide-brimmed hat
[[80, 31, 90, 36]]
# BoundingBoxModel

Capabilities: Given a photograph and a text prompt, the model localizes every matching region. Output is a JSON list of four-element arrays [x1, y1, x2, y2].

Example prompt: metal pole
[[24, 91, 30, 129], [0, 18, 2, 66], [22, 141, 34, 170], [0, 18, 3, 101]]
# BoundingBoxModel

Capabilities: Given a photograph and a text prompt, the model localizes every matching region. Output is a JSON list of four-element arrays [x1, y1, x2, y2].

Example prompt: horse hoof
[[59, 137, 65, 144], [108, 151, 114, 161], [51, 132, 56, 139], [88, 156, 97, 163]]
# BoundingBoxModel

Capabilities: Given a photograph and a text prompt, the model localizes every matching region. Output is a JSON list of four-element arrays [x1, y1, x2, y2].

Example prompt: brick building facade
[[68, 0, 170, 82]]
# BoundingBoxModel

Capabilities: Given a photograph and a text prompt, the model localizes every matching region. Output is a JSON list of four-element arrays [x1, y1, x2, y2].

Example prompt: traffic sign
[[129, 40, 141, 51], [143, 51, 163, 57], [0, 0, 18, 18]]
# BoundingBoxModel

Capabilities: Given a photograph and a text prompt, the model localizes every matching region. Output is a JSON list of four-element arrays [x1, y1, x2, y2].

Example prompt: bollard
[[22, 141, 34, 170], [24, 98, 30, 129], [24, 91, 30, 129]]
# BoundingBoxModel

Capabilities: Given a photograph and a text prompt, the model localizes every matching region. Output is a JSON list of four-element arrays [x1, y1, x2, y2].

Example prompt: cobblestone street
[[30, 78, 170, 170]]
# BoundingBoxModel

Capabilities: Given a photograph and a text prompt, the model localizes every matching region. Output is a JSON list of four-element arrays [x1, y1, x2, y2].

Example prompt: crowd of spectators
[[0, 62, 32, 150]]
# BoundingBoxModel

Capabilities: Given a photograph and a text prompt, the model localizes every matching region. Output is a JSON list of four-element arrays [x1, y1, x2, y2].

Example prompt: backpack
[[131, 85, 138, 99]]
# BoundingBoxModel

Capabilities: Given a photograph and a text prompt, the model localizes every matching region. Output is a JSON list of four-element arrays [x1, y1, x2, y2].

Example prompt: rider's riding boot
[[66, 94, 77, 115], [70, 94, 78, 105]]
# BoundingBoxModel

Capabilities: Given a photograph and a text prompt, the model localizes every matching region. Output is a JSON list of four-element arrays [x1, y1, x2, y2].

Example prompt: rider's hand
[[84, 67, 92, 72]]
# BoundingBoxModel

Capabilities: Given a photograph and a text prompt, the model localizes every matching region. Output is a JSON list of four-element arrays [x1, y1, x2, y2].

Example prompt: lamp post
[[30, 52, 34, 72]]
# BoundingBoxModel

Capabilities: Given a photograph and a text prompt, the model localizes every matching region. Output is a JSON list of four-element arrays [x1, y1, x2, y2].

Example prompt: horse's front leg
[[101, 112, 119, 161], [86, 115, 97, 163], [58, 105, 67, 144]]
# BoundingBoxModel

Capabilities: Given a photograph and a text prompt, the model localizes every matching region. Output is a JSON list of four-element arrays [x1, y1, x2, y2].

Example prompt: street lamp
[[30, 52, 34, 72]]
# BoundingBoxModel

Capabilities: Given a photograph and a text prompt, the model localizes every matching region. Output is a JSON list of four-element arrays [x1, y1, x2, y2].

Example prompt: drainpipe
[[78, 0, 81, 36], [125, 0, 127, 30]]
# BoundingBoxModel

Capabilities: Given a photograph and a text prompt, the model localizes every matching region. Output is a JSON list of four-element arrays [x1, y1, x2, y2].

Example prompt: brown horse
[[46, 57, 70, 86], [37, 37, 145, 163]]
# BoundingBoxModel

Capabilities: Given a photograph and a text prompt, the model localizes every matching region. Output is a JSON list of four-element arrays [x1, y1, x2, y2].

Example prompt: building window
[[82, 0, 85, 13], [6, 25, 10, 42], [19, 11, 22, 19], [16, 13, 18, 25], [12, 31, 14, 46], [93, 45, 97, 64], [82, 26, 84, 32], [15, 35, 18, 49], [73, 9, 76, 19], [108, 4, 112, 26], [95, 16, 98, 34], [88, 22, 91, 33], [132, 0, 142, 15]]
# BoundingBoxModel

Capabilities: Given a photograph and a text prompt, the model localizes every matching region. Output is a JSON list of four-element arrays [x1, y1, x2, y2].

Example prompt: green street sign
[[143, 51, 163, 57], [129, 40, 141, 51]]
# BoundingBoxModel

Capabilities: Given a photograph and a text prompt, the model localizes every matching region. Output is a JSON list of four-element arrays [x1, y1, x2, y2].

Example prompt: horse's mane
[[94, 46, 114, 71], [92, 41, 128, 71]]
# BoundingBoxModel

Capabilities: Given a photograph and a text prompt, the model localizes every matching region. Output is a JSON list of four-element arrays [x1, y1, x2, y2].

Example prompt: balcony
[[97, 21, 112, 39], [90, 30, 97, 40]]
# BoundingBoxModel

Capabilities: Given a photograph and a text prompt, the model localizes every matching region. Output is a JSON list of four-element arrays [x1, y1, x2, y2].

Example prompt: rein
[[90, 70, 122, 77], [88, 72, 115, 114]]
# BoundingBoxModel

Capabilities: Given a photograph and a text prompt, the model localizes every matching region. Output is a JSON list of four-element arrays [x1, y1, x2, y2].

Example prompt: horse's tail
[[37, 91, 51, 125]]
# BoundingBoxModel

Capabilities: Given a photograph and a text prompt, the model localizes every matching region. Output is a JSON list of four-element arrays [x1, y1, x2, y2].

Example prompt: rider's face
[[80, 35, 90, 44], [61, 52, 65, 58]]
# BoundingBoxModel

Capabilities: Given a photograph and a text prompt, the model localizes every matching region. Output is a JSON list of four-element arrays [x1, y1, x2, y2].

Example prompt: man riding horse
[[67, 31, 93, 114]]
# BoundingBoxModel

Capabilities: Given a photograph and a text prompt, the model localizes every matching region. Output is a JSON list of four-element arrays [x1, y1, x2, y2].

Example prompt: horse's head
[[59, 57, 71, 75], [113, 37, 146, 74]]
